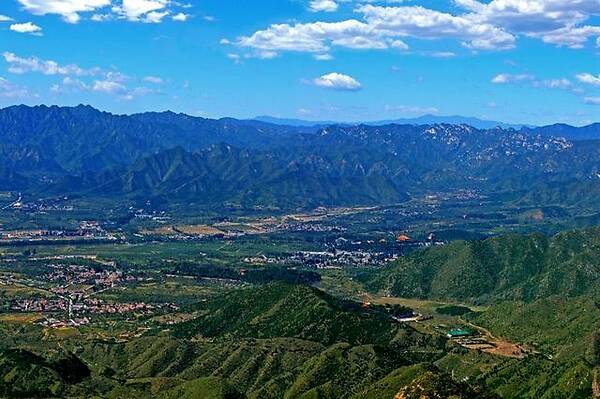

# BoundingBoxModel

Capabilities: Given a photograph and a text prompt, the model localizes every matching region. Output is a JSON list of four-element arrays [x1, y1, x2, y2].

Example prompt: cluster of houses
[[10, 296, 178, 316], [0, 221, 121, 243]]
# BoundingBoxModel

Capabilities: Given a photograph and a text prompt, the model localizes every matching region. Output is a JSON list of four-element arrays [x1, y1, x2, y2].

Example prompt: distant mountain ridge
[[254, 114, 530, 130], [255, 114, 600, 140], [2, 104, 600, 208]]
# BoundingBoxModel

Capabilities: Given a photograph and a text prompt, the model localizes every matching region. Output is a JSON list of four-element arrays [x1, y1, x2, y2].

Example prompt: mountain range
[[254, 114, 530, 130], [2, 104, 600, 208]]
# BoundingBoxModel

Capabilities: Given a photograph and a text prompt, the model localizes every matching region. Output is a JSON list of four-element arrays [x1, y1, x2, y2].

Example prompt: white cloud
[[534, 25, 600, 48], [143, 75, 163, 84], [309, 0, 338, 13], [50, 76, 89, 93], [428, 51, 456, 58], [92, 79, 126, 93], [314, 53, 334, 61], [358, 5, 515, 50], [16, 0, 111, 23], [16, 0, 190, 24], [455, 0, 600, 49], [146, 11, 169, 23], [234, 0, 600, 59], [542, 78, 572, 89], [119, 86, 158, 100], [49, 70, 156, 100], [172, 12, 189, 22], [3, 51, 162, 101], [390, 40, 409, 50], [576, 73, 600, 87], [9, 22, 43, 35], [313, 72, 362, 91], [0, 15, 14, 22], [90, 13, 112, 21], [227, 53, 242, 64], [491, 72, 584, 95], [238, 20, 370, 54], [491, 73, 535, 84], [112, 0, 170, 22], [297, 107, 313, 116], [0, 77, 36, 99], [235, 5, 514, 58], [2, 52, 98, 75], [1, 52, 156, 100]]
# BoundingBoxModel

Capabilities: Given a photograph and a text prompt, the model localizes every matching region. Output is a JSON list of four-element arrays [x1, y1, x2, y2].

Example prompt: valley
[[0, 105, 599, 398]]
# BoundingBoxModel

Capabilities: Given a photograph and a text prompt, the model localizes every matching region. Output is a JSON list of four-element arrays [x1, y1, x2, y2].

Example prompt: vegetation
[[435, 305, 474, 316], [367, 229, 600, 302], [0, 349, 90, 398], [173, 283, 413, 346], [2, 106, 600, 397], [4, 105, 600, 210], [467, 296, 600, 359], [591, 330, 600, 366]]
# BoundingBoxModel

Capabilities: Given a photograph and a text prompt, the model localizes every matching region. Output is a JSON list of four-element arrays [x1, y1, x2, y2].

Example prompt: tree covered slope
[[366, 228, 600, 302]]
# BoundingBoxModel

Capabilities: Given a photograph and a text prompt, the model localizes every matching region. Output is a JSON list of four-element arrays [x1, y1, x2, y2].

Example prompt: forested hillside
[[367, 228, 600, 302]]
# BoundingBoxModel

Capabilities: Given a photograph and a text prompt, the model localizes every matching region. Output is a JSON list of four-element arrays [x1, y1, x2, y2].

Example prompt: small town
[[0, 258, 179, 329]]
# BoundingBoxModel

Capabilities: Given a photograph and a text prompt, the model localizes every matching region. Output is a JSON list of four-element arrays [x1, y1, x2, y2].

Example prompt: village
[[0, 220, 123, 244], [0, 259, 178, 328]]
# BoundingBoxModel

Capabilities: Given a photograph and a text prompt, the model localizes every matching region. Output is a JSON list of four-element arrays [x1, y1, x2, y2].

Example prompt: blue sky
[[0, 0, 600, 125]]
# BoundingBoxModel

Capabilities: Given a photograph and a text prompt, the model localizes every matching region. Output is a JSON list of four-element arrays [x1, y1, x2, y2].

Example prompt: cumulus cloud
[[143, 75, 163, 84], [0, 15, 14, 22], [50, 76, 89, 93], [9, 22, 43, 35], [232, 0, 600, 58], [314, 53, 334, 61], [111, 0, 170, 22], [111, 0, 176, 23], [576, 73, 600, 87], [313, 72, 362, 91], [16, 0, 190, 24], [491, 73, 535, 84], [359, 5, 515, 50], [490, 71, 588, 105], [309, 0, 338, 13], [226, 53, 242, 64], [456, 0, 600, 48], [92, 79, 126, 93], [542, 78, 573, 89], [16, 0, 111, 23], [492, 74, 578, 92], [172, 12, 189, 22], [235, 5, 513, 58], [2, 52, 97, 75], [2, 51, 158, 100], [0, 77, 36, 99], [535, 25, 600, 48], [236, 18, 416, 58]]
